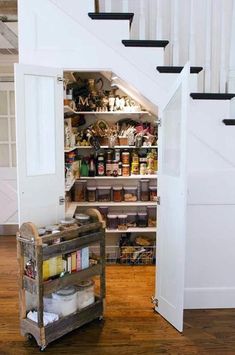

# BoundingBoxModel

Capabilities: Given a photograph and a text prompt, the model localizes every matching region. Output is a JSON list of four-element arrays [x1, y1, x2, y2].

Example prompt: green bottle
[[80, 158, 89, 177]]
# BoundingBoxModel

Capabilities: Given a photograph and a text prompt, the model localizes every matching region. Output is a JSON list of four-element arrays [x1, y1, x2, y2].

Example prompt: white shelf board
[[64, 146, 78, 153], [70, 201, 157, 207], [106, 227, 156, 233], [65, 179, 75, 192], [64, 106, 151, 115], [77, 145, 158, 149], [77, 175, 157, 180]]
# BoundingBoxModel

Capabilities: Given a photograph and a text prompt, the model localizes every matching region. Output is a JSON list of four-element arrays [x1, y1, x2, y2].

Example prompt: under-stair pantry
[[13, 0, 235, 348]]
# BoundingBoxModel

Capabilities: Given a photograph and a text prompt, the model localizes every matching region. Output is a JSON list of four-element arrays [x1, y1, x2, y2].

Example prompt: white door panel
[[15, 64, 65, 226], [156, 64, 189, 332]]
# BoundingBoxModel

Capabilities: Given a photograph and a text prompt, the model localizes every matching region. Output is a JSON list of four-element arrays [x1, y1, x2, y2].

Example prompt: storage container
[[149, 186, 157, 202], [74, 180, 87, 202], [118, 214, 128, 230], [123, 186, 138, 202], [107, 214, 118, 230], [77, 280, 95, 310], [97, 186, 111, 202], [113, 186, 123, 202], [127, 212, 137, 227], [51, 286, 77, 317], [122, 164, 130, 177], [87, 186, 96, 202], [137, 212, 148, 227], [140, 179, 149, 201], [75, 213, 91, 225], [147, 206, 157, 227]]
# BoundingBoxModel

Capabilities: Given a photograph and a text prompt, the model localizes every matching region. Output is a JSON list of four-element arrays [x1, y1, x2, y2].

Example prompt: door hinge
[[156, 196, 160, 205], [57, 76, 64, 83], [59, 196, 65, 205], [151, 296, 159, 307], [156, 118, 161, 126]]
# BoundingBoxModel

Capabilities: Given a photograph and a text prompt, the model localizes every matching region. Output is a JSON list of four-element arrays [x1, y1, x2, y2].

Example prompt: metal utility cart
[[17, 209, 105, 351]]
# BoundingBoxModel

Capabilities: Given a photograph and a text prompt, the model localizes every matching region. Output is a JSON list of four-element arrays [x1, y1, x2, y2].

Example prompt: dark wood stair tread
[[88, 12, 134, 25], [190, 93, 235, 100], [222, 119, 235, 125], [122, 40, 169, 48], [157, 66, 203, 74]]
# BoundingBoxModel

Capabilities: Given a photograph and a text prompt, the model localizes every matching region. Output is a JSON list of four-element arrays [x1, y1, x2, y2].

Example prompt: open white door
[[155, 64, 189, 332], [15, 64, 65, 226]]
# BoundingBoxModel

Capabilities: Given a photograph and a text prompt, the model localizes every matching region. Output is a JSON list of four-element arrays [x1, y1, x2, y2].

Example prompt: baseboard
[[184, 287, 235, 309], [0, 224, 18, 236]]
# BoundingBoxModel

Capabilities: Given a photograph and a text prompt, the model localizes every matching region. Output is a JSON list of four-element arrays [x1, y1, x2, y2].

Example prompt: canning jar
[[113, 186, 123, 202], [77, 280, 95, 310], [123, 186, 138, 202], [147, 206, 157, 227], [127, 212, 137, 227], [137, 212, 148, 227], [117, 214, 127, 230], [122, 164, 130, 177], [97, 186, 111, 202], [149, 186, 157, 202], [140, 179, 149, 201], [107, 214, 118, 230], [87, 186, 96, 202], [122, 151, 130, 164]]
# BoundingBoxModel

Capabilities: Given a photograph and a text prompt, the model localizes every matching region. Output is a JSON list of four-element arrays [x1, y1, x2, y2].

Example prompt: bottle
[[80, 158, 89, 177], [89, 155, 95, 177], [97, 153, 105, 176]]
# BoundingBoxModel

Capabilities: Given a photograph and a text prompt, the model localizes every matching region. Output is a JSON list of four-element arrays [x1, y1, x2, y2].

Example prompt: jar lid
[[113, 186, 123, 190], [87, 186, 96, 190], [75, 213, 90, 220], [98, 186, 111, 189], [149, 186, 157, 190], [122, 152, 130, 155], [118, 214, 127, 218], [124, 186, 137, 190], [122, 164, 130, 167], [60, 217, 76, 224], [77, 280, 94, 290], [52, 286, 77, 298], [107, 214, 117, 218]]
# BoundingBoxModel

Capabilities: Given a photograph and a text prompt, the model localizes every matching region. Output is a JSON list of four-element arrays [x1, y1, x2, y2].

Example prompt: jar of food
[[112, 160, 119, 177], [131, 162, 139, 175], [52, 286, 77, 316], [118, 214, 127, 230], [140, 163, 147, 175], [113, 186, 123, 202], [140, 179, 149, 201], [137, 212, 148, 227], [97, 155, 105, 176], [105, 161, 112, 176], [87, 186, 96, 202], [147, 206, 157, 227], [106, 149, 113, 161], [97, 186, 111, 202], [74, 180, 87, 202], [77, 280, 95, 310], [122, 164, 130, 177], [123, 186, 138, 202], [127, 212, 137, 227], [132, 151, 139, 164], [149, 186, 157, 202], [114, 149, 121, 162], [107, 214, 118, 230], [75, 213, 91, 225], [122, 151, 130, 164]]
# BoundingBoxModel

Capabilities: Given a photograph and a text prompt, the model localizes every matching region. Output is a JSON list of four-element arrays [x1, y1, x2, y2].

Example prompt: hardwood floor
[[0, 236, 235, 354]]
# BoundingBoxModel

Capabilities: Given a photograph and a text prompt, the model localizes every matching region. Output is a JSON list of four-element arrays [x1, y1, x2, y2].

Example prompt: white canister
[[77, 280, 95, 310], [52, 286, 77, 317]]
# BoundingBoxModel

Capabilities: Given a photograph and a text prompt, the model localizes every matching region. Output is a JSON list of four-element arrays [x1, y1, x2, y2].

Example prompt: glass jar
[[140, 179, 149, 201], [87, 186, 96, 202], [140, 162, 147, 175], [147, 206, 157, 227], [122, 164, 130, 177], [118, 214, 127, 230], [137, 212, 148, 227], [131, 162, 139, 175], [113, 186, 123, 202], [105, 161, 112, 176], [75, 213, 91, 225], [123, 186, 138, 202], [127, 212, 137, 227], [106, 149, 113, 161], [107, 214, 118, 230], [112, 160, 119, 177], [74, 180, 87, 202], [122, 151, 130, 164], [97, 186, 111, 202], [77, 280, 95, 310], [97, 155, 105, 176], [149, 186, 157, 202]]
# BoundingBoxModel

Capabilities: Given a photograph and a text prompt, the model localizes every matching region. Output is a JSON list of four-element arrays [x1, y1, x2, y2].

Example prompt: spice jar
[[122, 164, 130, 177], [123, 186, 138, 202], [118, 214, 127, 230], [97, 186, 111, 202], [127, 212, 137, 227], [149, 186, 157, 202], [137, 212, 148, 227], [87, 186, 96, 202], [147, 206, 157, 227], [122, 151, 130, 164], [140, 179, 149, 201], [113, 186, 123, 202], [107, 214, 118, 230]]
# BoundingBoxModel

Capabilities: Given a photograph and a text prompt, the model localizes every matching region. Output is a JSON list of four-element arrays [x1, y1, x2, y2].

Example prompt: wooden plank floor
[[0, 236, 235, 354]]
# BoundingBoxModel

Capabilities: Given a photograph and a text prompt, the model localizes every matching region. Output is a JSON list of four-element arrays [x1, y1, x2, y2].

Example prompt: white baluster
[[139, 0, 146, 39], [219, 2, 226, 93], [228, 1, 235, 94], [171, 0, 179, 65], [189, 0, 196, 65], [156, 0, 163, 39], [122, 0, 129, 13], [204, 0, 212, 92], [105, 0, 111, 12]]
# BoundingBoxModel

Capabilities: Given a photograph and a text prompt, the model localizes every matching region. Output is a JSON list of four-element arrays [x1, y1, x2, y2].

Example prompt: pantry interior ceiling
[[0, 0, 18, 55]]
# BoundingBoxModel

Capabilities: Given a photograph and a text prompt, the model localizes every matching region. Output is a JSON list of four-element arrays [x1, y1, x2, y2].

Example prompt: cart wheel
[[98, 316, 104, 321], [26, 333, 34, 341], [40, 345, 46, 352]]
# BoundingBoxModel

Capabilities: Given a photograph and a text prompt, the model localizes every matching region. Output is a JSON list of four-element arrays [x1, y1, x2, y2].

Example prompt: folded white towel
[[27, 310, 59, 326]]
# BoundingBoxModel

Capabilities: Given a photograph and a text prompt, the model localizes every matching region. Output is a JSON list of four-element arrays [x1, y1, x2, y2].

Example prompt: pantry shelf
[[105, 227, 157, 233], [77, 145, 158, 149], [64, 105, 151, 115], [64, 146, 78, 153], [70, 201, 157, 207], [77, 174, 157, 180]]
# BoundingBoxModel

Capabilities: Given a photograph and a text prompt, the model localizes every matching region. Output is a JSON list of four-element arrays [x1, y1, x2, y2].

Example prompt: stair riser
[[158, 73, 199, 92], [89, 20, 130, 42], [121, 47, 165, 71]]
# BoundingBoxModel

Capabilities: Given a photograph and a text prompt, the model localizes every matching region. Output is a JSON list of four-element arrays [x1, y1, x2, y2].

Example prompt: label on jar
[[97, 162, 105, 176], [106, 162, 112, 176]]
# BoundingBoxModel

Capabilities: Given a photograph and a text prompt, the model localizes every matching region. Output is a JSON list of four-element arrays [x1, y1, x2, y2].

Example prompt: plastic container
[[75, 213, 91, 225], [122, 164, 130, 177], [127, 212, 137, 227], [149, 186, 157, 202], [140, 179, 149, 201], [113, 186, 123, 202], [97, 186, 111, 202], [51, 286, 77, 317], [137, 212, 148, 228], [147, 206, 157, 227], [77, 280, 95, 310], [87, 186, 96, 202], [107, 214, 118, 230], [118, 214, 128, 230], [123, 186, 138, 202], [74, 180, 87, 202]]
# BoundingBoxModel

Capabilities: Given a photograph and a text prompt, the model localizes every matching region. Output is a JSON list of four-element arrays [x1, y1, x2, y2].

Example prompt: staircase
[[18, 0, 235, 309]]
